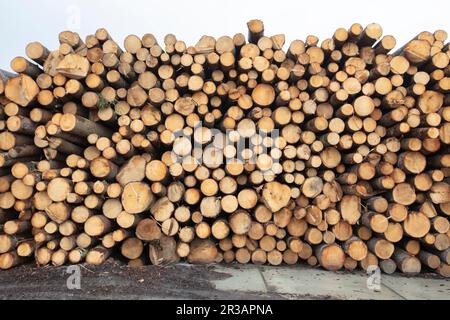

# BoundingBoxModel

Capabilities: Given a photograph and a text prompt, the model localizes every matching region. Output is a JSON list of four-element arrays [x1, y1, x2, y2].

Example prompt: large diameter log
[[368, 238, 395, 260], [51, 249, 68, 267], [403, 212, 431, 238], [396, 39, 431, 65], [302, 177, 324, 199], [116, 156, 147, 186], [252, 84, 275, 107], [149, 235, 179, 266], [261, 182, 291, 212], [84, 215, 112, 237], [150, 197, 175, 222], [238, 189, 258, 210], [69, 248, 88, 264], [5, 74, 39, 107], [47, 177, 72, 202], [35, 247, 52, 266], [380, 259, 397, 275], [211, 220, 230, 240], [187, 239, 218, 264], [393, 248, 421, 274], [121, 238, 144, 260], [360, 253, 379, 271], [127, 85, 148, 107], [146, 160, 168, 182], [168, 182, 185, 203], [315, 244, 345, 271], [90, 157, 118, 181], [86, 246, 111, 265], [161, 218, 179, 237], [229, 210, 252, 235], [200, 197, 222, 218], [56, 54, 90, 79], [195, 35, 215, 54], [136, 219, 161, 241], [418, 91, 444, 114], [46, 202, 71, 224], [174, 97, 196, 116], [397, 152, 427, 174], [392, 183, 416, 206], [353, 96, 375, 117], [362, 212, 389, 234], [122, 182, 154, 214], [418, 251, 441, 269], [339, 195, 361, 225], [344, 237, 368, 261], [321, 147, 342, 169]]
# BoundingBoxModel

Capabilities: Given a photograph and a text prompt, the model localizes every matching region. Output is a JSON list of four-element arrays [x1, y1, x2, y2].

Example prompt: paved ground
[[214, 265, 450, 300], [0, 261, 448, 300]]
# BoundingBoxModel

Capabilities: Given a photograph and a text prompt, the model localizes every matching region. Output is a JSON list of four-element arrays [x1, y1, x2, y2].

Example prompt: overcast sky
[[1, 0, 449, 70]]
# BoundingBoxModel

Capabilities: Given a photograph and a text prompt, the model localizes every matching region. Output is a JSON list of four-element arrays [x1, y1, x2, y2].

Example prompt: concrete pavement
[[212, 265, 450, 300]]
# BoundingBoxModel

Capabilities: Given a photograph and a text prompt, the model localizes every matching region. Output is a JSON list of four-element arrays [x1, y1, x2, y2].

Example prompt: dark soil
[[0, 259, 286, 300]]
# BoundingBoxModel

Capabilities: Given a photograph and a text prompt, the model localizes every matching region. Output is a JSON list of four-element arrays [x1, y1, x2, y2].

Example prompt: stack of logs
[[0, 20, 449, 276]]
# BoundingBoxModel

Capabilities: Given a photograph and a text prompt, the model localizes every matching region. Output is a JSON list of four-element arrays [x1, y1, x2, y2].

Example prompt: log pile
[[0, 21, 449, 277]]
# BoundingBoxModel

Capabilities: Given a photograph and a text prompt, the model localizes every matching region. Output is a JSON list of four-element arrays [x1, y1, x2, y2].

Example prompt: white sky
[[1, 0, 449, 71]]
